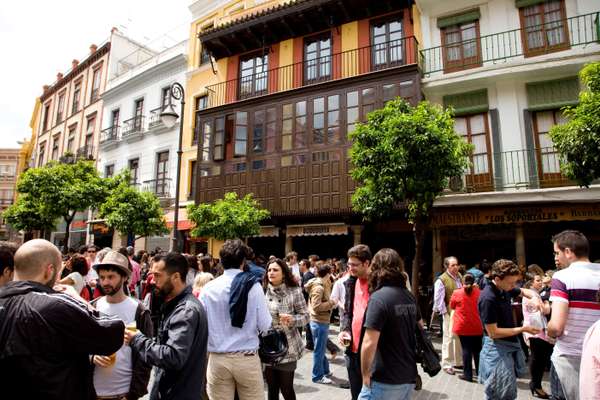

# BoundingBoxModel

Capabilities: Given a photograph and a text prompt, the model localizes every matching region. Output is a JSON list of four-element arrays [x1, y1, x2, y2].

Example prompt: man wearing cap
[[91, 251, 153, 400]]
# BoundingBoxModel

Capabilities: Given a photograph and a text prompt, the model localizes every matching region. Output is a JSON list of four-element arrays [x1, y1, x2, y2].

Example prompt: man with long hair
[[359, 248, 419, 400]]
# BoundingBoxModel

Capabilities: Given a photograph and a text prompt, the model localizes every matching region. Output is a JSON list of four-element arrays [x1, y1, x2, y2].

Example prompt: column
[[515, 224, 526, 268], [285, 235, 293, 255], [432, 227, 443, 278], [351, 225, 363, 245]]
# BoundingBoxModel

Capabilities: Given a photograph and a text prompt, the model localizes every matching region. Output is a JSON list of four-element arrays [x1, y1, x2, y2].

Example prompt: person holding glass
[[263, 258, 310, 399]]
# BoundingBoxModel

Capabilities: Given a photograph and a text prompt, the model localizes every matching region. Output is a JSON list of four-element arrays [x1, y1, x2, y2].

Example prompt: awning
[[286, 223, 348, 237], [165, 208, 193, 231], [250, 225, 280, 238]]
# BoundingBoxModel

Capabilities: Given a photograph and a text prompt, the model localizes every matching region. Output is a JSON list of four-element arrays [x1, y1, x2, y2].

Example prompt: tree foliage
[[2, 194, 57, 233], [99, 171, 168, 239], [349, 99, 472, 292], [15, 160, 109, 249], [549, 62, 600, 187], [187, 192, 270, 240]]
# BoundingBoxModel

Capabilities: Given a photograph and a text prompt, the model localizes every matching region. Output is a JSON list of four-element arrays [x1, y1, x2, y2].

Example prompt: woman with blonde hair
[[192, 272, 214, 299]]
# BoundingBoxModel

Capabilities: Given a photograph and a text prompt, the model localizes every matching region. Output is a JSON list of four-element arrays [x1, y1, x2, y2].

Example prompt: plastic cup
[[125, 321, 137, 333], [107, 353, 117, 366]]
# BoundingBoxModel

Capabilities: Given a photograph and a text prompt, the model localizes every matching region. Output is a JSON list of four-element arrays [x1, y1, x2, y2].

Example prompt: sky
[[0, 0, 192, 148]]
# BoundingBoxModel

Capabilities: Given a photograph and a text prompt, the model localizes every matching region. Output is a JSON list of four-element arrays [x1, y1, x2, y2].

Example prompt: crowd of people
[[0, 228, 598, 400]]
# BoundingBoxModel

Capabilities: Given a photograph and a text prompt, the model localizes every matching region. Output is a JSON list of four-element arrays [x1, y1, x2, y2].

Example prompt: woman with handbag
[[263, 258, 310, 400]]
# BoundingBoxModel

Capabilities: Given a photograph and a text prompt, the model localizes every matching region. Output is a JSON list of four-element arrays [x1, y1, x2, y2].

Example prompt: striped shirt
[[550, 261, 600, 357]]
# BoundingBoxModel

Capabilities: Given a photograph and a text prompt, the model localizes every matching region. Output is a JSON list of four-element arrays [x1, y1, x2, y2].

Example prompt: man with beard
[[91, 251, 153, 400], [0, 239, 124, 400], [124, 252, 208, 400]]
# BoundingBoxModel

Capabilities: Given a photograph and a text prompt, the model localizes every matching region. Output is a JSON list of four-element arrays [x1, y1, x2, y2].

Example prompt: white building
[[97, 37, 188, 251], [415, 0, 600, 270]]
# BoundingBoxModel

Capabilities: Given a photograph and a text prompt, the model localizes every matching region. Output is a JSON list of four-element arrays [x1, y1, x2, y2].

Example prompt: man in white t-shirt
[[91, 251, 153, 400], [547, 230, 600, 400], [286, 251, 301, 282]]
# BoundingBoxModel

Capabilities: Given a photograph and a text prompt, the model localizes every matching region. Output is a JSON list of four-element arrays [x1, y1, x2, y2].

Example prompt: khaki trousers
[[442, 312, 462, 369], [207, 352, 264, 400]]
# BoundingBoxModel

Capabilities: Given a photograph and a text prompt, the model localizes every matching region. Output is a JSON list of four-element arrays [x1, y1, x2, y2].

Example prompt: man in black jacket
[[0, 239, 125, 400], [125, 252, 208, 400], [338, 244, 372, 400]]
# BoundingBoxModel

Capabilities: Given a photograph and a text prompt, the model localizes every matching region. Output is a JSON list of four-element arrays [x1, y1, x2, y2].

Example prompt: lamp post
[[160, 82, 185, 252]]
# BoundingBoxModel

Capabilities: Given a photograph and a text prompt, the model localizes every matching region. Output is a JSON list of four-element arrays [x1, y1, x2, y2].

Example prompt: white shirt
[[331, 274, 350, 310], [93, 296, 138, 396], [66, 272, 85, 293], [85, 267, 98, 285], [199, 269, 272, 353], [288, 262, 301, 281]]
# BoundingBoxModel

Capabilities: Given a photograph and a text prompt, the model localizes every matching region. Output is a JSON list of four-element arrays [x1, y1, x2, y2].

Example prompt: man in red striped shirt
[[547, 230, 600, 400]]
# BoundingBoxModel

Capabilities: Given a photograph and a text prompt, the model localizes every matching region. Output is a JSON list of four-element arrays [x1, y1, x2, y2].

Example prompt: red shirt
[[351, 278, 370, 353], [449, 286, 483, 336]]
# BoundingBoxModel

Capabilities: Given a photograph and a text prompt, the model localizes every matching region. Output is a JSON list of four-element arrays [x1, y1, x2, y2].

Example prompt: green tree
[[2, 194, 57, 236], [187, 192, 270, 241], [550, 62, 600, 186], [99, 172, 169, 241], [16, 160, 109, 251], [349, 99, 472, 293]]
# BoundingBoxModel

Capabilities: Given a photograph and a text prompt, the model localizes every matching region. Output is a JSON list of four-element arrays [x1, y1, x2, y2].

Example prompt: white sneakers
[[316, 376, 333, 384]]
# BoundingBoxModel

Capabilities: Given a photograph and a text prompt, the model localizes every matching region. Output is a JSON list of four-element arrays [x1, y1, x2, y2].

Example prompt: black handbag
[[258, 328, 289, 365], [415, 323, 441, 377]]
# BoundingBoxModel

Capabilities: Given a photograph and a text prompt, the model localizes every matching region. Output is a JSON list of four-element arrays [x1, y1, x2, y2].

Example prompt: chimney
[[43, 85, 50, 93], [90, 44, 98, 54], [57, 72, 63, 81], [72, 59, 79, 69]]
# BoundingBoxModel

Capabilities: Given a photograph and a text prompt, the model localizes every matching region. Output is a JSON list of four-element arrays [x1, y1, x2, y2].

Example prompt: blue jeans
[[310, 321, 330, 381], [358, 381, 414, 400]]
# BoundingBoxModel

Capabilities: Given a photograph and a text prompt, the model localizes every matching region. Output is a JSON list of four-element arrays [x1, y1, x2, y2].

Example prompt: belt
[[213, 350, 258, 356], [96, 395, 127, 400]]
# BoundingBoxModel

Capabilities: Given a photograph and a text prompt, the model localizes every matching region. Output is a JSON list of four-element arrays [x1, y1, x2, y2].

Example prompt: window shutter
[[489, 108, 503, 190], [526, 77, 580, 111], [515, 0, 548, 8], [523, 110, 540, 189], [443, 89, 488, 116]]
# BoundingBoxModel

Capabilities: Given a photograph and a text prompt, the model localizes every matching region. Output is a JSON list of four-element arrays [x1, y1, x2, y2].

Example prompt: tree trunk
[[411, 219, 425, 298], [63, 213, 75, 254]]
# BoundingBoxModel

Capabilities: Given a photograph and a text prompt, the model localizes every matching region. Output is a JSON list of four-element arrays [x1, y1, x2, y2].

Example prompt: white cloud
[[0, 0, 191, 148]]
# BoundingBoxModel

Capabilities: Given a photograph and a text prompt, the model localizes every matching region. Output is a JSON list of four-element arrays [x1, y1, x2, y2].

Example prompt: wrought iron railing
[[205, 36, 419, 108], [75, 145, 95, 161], [100, 126, 120, 144], [447, 147, 571, 193], [148, 107, 165, 129], [421, 11, 600, 75], [122, 116, 145, 137], [142, 178, 172, 198]]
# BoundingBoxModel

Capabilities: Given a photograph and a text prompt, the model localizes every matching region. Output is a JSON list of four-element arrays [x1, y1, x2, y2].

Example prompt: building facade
[[0, 149, 20, 242], [98, 38, 188, 251], [188, 0, 422, 257], [417, 0, 600, 274]]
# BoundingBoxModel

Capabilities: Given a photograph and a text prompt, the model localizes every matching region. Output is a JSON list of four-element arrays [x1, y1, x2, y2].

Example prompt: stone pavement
[[289, 324, 550, 400]]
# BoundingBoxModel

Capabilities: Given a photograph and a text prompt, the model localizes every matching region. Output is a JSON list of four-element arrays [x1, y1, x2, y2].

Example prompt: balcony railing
[[100, 126, 120, 144], [122, 116, 145, 138], [76, 145, 95, 161], [421, 11, 599, 75], [447, 147, 571, 193], [142, 178, 171, 198], [148, 107, 165, 129], [205, 36, 419, 108]]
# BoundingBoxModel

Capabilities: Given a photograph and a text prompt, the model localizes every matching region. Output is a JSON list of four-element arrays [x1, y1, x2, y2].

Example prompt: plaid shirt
[[265, 283, 310, 364]]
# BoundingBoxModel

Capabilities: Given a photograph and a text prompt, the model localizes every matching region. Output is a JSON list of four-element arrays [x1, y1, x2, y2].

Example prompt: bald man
[[0, 239, 125, 400]]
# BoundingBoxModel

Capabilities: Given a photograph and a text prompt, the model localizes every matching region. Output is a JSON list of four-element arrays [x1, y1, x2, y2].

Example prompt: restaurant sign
[[431, 204, 600, 227]]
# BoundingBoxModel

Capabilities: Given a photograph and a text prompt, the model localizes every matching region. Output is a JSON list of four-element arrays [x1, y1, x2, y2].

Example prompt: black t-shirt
[[363, 285, 420, 385], [478, 282, 521, 342]]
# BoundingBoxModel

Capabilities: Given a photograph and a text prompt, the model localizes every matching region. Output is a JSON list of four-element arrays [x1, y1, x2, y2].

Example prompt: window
[[371, 15, 404, 70], [52, 134, 60, 160], [161, 87, 171, 109], [312, 96, 340, 145], [56, 93, 65, 124], [67, 125, 76, 152], [38, 142, 46, 166], [442, 21, 481, 72], [86, 116, 95, 139], [239, 52, 269, 100], [214, 117, 225, 160], [234, 111, 247, 156], [520, 0, 569, 56], [281, 154, 307, 167], [189, 160, 197, 199], [72, 81, 81, 114], [533, 110, 566, 180], [134, 98, 144, 129], [129, 158, 139, 185], [252, 107, 276, 154], [90, 68, 101, 102], [454, 113, 493, 190], [304, 33, 331, 84], [282, 101, 307, 151], [201, 121, 212, 161], [104, 164, 114, 178], [347, 91, 359, 133], [156, 151, 169, 196], [193, 96, 207, 145], [361, 87, 376, 121], [199, 46, 211, 65], [42, 103, 51, 131], [111, 109, 120, 135]]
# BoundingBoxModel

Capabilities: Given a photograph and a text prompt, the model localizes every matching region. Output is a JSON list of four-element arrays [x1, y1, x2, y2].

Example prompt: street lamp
[[160, 82, 185, 252]]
